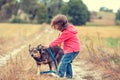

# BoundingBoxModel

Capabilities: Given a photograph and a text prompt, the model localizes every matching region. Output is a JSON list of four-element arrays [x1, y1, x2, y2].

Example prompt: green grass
[[105, 37, 119, 47]]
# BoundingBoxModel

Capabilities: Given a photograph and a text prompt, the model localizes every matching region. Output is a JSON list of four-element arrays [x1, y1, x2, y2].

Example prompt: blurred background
[[0, 0, 120, 25]]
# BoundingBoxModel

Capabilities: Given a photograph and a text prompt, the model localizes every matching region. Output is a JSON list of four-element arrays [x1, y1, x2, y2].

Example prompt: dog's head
[[37, 44, 49, 61], [29, 44, 49, 63], [29, 44, 40, 58]]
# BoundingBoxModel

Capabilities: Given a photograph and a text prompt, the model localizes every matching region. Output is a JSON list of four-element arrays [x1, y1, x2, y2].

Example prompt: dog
[[29, 44, 64, 75]]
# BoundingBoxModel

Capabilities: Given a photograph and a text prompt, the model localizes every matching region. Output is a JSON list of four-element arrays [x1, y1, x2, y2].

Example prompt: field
[[88, 12, 115, 26], [0, 23, 120, 80]]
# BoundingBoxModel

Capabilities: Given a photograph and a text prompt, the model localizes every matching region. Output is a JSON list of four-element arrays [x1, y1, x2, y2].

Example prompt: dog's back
[[50, 46, 64, 65]]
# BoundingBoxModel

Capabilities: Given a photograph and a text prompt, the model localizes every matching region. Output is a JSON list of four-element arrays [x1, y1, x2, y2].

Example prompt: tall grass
[[0, 24, 58, 80], [0, 23, 42, 55], [82, 33, 120, 79], [0, 24, 120, 80]]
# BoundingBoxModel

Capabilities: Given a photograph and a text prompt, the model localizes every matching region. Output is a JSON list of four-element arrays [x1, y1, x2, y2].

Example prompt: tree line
[[99, 7, 113, 13], [0, 0, 90, 25], [0, 0, 120, 25]]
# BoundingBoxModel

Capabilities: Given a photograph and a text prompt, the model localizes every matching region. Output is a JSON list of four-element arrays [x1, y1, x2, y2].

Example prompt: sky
[[63, 0, 120, 12]]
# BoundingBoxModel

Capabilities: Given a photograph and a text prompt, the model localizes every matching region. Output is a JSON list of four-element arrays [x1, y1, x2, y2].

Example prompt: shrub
[[11, 17, 27, 23], [115, 20, 120, 25]]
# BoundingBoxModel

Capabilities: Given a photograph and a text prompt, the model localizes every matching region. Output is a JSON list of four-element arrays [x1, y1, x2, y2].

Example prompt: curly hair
[[51, 14, 68, 31]]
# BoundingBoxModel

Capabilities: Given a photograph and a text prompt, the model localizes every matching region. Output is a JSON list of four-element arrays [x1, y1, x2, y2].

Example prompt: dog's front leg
[[37, 64, 41, 75]]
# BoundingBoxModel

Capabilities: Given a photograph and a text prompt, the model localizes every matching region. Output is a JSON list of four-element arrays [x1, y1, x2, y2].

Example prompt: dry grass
[[76, 26, 120, 38], [0, 23, 43, 55], [76, 26, 120, 79], [0, 23, 120, 80]]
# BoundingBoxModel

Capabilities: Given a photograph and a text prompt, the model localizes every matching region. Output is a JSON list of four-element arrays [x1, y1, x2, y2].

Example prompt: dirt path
[[72, 60, 103, 80]]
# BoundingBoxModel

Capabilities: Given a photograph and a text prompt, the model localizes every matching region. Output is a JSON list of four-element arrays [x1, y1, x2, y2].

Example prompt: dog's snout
[[30, 52, 34, 56], [31, 54, 34, 56]]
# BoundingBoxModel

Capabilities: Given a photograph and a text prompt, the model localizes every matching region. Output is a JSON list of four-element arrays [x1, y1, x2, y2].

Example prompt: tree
[[116, 9, 120, 20], [115, 9, 120, 25], [0, 0, 7, 10], [47, 0, 63, 17], [0, 0, 19, 21], [36, 2, 49, 24], [60, 3, 69, 15], [35, 0, 63, 23], [68, 0, 90, 25], [20, 0, 38, 20], [60, 3, 73, 22]]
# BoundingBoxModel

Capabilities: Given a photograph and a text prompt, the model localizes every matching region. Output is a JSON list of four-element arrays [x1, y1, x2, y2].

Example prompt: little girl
[[49, 14, 81, 79]]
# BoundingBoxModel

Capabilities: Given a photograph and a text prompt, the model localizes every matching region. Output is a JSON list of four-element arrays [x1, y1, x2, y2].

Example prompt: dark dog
[[29, 44, 64, 75]]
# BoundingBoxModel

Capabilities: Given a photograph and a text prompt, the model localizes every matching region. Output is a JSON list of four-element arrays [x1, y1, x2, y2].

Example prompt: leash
[[40, 48, 58, 74], [48, 48, 58, 74]]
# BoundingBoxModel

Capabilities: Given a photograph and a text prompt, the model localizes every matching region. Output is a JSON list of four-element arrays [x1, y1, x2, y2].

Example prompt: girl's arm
[[49, 31, 72, 47]]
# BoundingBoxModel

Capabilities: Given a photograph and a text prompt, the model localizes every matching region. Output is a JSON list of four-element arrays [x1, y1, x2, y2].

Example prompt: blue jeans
[[58, 51, 79, 78]]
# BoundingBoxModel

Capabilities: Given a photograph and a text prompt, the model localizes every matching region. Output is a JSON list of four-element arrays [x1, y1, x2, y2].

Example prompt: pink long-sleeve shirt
[[49, 24, 81, 54]]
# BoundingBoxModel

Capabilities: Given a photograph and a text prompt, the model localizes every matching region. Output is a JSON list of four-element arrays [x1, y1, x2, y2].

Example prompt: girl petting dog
[[48, 14, 81, 79]]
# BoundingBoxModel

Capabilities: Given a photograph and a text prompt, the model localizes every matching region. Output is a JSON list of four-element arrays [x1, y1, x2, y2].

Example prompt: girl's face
[[54, 24, 60, 30]]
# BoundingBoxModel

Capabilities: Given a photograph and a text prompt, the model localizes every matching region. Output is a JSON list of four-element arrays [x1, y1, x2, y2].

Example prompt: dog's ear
[[37, 44, 42, 50]]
